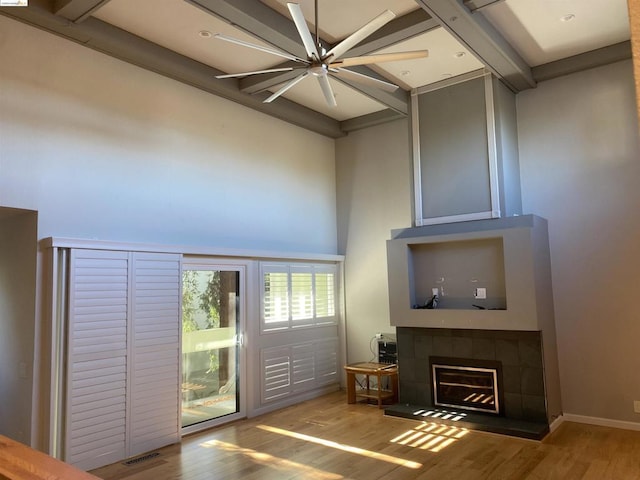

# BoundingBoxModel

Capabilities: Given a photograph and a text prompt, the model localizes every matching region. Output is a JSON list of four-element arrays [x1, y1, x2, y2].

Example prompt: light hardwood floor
[[91, 391, 640, 480]]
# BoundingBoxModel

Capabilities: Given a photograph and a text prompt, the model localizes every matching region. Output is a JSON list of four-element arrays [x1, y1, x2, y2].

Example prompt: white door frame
[[180, 257, 252, 435]]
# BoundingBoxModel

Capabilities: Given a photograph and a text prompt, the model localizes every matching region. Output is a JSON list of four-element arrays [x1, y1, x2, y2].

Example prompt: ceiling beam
[[414, 0, 535, 92], [53, 0, 111, 23], [0, 0, 345, 138], [532, 41, 632, 83], [188, 0, 412, 115], [340, 109, 406, 133], [184, 0, 309, 59], [345, 8, 440, 57], [462, 0, 505, 13]]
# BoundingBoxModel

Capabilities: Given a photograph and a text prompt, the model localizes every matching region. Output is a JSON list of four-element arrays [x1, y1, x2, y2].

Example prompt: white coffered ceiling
[[482, 0, 631, 66], [0, 0, 631, 136]]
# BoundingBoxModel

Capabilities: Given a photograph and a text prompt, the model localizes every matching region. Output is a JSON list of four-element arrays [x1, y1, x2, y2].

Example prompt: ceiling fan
[[214, 1, 428, 107]]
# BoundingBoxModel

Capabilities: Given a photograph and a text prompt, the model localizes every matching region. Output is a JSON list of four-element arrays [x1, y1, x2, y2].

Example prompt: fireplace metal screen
[[431, 363, 500, 414]]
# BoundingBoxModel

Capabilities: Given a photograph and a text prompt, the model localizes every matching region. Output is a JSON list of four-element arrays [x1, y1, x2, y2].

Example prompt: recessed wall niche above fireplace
[[385, 215, 562, 440]]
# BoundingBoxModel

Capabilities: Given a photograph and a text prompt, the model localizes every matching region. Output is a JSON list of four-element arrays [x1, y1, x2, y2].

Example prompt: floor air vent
[[122, 452, 161, 466]]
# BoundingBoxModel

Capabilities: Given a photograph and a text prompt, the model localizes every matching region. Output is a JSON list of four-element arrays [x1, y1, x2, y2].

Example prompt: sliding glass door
[[181, 263, 245, 432]]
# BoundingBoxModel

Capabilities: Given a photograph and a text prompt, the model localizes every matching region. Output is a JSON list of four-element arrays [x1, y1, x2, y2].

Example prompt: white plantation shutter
[[315, 338, 339, 386], [314, 267, 336, 324], [291, 268, 313, 327], [66, 250, 129, 471], [129, 253, 181, 457], [262, 266, 289, 332], [261, 347, 291, 403], [260, 263, 338, 332], [260, 338, 339, 403], [292, 343, 315, 390], [258, 262, 340, 408], [65, 249, 181, 470]]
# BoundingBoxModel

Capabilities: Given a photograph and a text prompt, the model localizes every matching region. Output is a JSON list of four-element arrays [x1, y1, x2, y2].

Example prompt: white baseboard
[[549, 415, 564, 433], [558, 413, 640, 432]]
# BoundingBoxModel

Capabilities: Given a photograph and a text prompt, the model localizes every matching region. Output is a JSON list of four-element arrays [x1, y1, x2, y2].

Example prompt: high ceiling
[[0, 0, 631, 137]]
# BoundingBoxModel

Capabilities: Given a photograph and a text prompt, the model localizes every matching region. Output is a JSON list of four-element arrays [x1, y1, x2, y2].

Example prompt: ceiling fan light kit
[[214, 1, 428, 107]]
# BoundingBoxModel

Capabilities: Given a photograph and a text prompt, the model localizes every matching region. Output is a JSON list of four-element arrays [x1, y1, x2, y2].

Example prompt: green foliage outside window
[[182, 270, 223, 374]]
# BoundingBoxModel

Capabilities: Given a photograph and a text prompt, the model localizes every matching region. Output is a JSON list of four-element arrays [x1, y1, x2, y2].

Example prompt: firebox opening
[[430, 357, 503, 416]]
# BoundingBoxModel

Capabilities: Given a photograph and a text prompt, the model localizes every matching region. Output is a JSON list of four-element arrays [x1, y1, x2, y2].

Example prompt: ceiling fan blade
[[330, 50, 429, 68], [264, 72, 309, 103], [316, 75, 337, 107], [287, 3, 320, 60], [324, 10, 396, 62], [214, 33, 307, 63], [216, 67, 296, 79], [330, 68, 399, 92]]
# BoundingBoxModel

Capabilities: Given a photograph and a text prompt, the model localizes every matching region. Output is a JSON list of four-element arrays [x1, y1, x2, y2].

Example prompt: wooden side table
[[344, 362, 398, 408]]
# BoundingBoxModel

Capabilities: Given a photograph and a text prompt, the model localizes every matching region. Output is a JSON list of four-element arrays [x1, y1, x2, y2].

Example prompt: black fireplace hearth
[[385, 403, 549, 440]]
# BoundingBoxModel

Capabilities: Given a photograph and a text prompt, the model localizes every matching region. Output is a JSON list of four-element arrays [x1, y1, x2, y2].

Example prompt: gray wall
[[336, 59, 640, 424], [518, 59, 640, 422], [336, 119, 412, 362], [0, 210, 37, 443], [0, 15, 337, 254]]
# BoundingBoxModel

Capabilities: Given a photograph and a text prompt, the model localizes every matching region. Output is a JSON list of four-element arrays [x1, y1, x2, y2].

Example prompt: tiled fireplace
[[384, 216, 562, 440], [387, 328, 550, 438]]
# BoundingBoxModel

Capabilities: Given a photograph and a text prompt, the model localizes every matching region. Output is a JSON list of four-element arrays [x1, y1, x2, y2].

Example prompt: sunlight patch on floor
[[413, 409, 468, 421], [256, 424, 422, 469], [200, 439, 343, 479], [390, 421, 469, 452]]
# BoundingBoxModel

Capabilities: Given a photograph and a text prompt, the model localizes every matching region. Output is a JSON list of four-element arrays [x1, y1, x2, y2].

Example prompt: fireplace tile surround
[[394, 328, 546, 421], [385, 328, 552, 439]]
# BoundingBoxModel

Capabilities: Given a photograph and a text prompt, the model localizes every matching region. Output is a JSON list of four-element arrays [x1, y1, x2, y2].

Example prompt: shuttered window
[[314, 268, 336, 323], [261, 346, 291, 403], [260, 338, 339, 404], [291, 269, 313, 325], [292, 343, 315, 390], [315, 338, 339, 386], [263, 268, 289, 331], [260, 263, 338, 333], [258, 262, 340, 406]]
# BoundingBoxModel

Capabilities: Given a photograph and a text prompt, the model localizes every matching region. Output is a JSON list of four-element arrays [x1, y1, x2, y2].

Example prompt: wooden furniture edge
[[0, 435, 100, 480], [630, 0, 640, 124]]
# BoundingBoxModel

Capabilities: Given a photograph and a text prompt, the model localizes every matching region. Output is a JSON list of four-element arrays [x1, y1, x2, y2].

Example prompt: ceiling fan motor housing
[[310, 64, 329, 76]]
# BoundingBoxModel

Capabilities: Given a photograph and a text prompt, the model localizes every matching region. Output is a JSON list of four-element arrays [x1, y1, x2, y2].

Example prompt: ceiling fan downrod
[[315, 0, 319, 50]]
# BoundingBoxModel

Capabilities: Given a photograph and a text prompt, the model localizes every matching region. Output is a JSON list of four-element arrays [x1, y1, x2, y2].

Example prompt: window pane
[[315, 272, 335, 318], [264, 272, 289, 324], [182, 270, 239, 428], [291, 272, 313, 322]]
